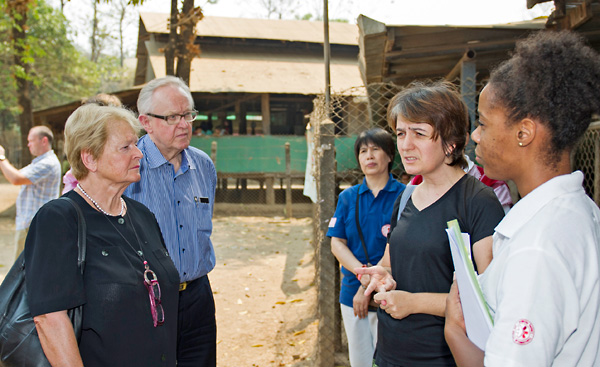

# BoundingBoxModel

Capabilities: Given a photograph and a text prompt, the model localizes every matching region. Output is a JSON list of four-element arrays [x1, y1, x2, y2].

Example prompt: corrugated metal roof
[[140, 12, 358, 46], [148, 55, 364, 95]]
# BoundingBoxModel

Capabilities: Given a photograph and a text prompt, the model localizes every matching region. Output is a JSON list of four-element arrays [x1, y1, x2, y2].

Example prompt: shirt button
[[182, 248, 185, 253], [179, 225, 183, 229], [101, 250, 108, 256]]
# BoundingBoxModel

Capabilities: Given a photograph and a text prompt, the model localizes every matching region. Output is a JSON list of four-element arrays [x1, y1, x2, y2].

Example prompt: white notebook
[[446, 219, 493, 351]]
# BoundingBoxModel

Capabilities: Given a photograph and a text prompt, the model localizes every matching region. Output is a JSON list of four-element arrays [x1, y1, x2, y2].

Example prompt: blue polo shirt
[[327, 174, 404, 307]]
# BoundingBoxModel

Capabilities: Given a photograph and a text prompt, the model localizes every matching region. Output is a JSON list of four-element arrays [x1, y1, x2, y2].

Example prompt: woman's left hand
[[353, 286, 371, 319], [445, 281, 466, 333], [374, 290, 414, 320]]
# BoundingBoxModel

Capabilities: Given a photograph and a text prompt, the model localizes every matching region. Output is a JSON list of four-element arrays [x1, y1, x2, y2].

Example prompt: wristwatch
[[0, 154, 5, 161]]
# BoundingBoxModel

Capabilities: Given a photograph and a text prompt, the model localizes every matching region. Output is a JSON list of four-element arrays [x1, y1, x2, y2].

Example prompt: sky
[[54, 0, 554, 57], [138, 0, 553, 25]]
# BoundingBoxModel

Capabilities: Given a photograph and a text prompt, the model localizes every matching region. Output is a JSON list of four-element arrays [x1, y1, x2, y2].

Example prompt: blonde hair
[[83, 93, 122, 107], [64, 104, 140, 180]]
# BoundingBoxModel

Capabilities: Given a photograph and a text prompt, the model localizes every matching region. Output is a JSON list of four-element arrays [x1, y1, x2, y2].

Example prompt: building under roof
[[357, 1, 600, 130], [35, 14, 364, 137], [133, 13, 364, 136]]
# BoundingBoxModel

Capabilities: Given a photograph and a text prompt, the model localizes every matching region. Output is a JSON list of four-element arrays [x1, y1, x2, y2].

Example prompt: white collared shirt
[[481, 171, 600, 367]]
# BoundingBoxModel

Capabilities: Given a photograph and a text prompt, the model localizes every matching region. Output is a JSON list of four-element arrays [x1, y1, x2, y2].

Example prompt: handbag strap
[[396, 184, 417, 222], [355, 189, 372, 266], [59, 197, 87, 274]]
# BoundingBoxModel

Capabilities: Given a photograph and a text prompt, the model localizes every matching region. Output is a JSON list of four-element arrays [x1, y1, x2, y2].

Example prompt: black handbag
[[0, 197, 87, 367]]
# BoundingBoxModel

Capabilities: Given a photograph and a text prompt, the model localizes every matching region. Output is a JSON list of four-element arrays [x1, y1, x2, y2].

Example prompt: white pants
[[341, 303, 378, 367]]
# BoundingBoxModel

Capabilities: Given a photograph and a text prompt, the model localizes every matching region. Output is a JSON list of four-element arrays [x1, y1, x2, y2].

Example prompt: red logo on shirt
[[381, 224, 391, 237], [512, 319, 534, 345]]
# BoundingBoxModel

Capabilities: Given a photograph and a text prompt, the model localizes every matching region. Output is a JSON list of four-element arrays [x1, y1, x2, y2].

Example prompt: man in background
[[0, 126, 61, 261], [125, 76, 217, 366]]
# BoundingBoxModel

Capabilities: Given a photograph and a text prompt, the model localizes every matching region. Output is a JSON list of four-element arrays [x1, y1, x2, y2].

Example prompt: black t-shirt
[[376, 174, 504, 367], [25, 191, 180, 367]]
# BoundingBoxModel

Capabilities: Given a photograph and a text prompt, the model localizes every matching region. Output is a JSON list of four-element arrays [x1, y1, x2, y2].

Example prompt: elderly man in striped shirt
[[125, 76, 217, 367]]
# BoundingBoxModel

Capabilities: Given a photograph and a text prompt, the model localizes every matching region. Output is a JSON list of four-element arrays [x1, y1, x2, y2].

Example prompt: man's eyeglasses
[[144, 268, 165, 327], [146, 111, 198, 125]]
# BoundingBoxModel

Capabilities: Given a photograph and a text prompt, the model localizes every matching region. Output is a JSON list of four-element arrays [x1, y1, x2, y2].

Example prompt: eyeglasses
[[144, 268, 165, 327], [146, 111, 198, 125]]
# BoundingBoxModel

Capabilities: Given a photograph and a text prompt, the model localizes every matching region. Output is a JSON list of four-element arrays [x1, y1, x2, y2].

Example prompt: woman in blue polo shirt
[[327, 127, 405, 367]]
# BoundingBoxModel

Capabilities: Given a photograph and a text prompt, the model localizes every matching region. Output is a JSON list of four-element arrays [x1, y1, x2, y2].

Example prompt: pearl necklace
[[77, 183, 125, 217]]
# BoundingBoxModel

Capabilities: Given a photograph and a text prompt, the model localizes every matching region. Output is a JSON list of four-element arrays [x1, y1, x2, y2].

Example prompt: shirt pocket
[[193, 200, 212, 232]]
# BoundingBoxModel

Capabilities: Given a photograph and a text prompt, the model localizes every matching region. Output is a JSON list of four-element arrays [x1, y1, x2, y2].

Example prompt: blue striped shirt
[[16, 150, 61, 230], [124, 135, 217, 282]]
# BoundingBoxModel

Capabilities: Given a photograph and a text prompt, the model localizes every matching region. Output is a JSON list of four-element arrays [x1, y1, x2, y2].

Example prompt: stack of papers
[[446, 219, 493, 351]]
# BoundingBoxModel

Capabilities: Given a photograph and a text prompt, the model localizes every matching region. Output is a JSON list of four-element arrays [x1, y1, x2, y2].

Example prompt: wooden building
[[357, 0, 600, 130], [34, 14, 365, 137], [134, 13, 363, 136]]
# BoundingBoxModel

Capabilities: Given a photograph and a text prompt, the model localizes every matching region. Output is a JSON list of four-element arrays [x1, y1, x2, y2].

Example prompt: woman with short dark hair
[[327, 127, 405, 367], [445, 30, 600, 367], [357, 81, 504, 367]]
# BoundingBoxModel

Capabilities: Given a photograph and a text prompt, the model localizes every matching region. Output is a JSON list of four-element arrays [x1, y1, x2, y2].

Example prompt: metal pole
[[323, 0, 331, 118]]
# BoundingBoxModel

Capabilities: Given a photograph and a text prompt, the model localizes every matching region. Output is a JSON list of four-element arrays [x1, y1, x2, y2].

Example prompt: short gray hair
[[137, 76, 194, 114]]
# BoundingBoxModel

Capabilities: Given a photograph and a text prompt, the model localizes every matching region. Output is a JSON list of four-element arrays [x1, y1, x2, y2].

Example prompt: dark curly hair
[[488, 30, 600, 161], [354, 127, 396, 172], [387, 80, 468, 168]]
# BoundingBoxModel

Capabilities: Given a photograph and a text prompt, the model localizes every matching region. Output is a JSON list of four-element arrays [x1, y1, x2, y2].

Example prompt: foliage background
[[0, 0, 133, 134]]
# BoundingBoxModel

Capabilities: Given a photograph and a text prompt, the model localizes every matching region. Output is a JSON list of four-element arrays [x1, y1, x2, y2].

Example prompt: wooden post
[[266, 177, 275, 205], [261, 94, 271, 135], [460, 54, 477, 160], [210, 141, 217, 166], [285, 142, 292, 218], [317, 119, 336, 367], [595, 137, 600, 206]]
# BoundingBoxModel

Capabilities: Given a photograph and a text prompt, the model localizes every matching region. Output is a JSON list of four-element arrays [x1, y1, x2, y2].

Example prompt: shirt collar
[[464, 154, 475, 173], [358, 173, 396, 195], [139, 134, 195, 171], [495, 171, 585, 238], [32, 150, 55, 163]]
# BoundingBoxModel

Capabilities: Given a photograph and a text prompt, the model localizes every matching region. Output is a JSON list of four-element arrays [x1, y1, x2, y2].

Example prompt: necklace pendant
[[118, 218, 125, 225]]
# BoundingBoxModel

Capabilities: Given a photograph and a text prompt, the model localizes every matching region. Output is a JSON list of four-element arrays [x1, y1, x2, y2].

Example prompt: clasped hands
[[354, 265, 415, 320]]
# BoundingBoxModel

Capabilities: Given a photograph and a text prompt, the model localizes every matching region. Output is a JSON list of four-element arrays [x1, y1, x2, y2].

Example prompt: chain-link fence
[[311, 82, 600, 366], [311, 83, 403, 366], [574, 121, 600, 205]]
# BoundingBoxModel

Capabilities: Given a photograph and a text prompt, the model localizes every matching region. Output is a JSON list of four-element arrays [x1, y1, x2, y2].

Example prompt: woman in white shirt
[[444, 30, 600, 367]]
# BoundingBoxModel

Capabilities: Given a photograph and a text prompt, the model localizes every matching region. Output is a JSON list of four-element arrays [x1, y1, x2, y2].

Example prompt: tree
[[0, 0, 132, 165], [111, 0, 134, 66], [165, 0, 203, 85], [89, 0, 112, 63], [258, 0, 298, 19], [4, 0, 35, 165]]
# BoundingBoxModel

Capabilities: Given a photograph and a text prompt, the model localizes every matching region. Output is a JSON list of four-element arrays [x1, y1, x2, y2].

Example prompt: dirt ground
[[0, 183, 331, 367]]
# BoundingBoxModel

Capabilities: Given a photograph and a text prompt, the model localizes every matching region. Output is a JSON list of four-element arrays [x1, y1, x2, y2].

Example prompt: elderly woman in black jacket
[[26, 104, 179, 367]]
